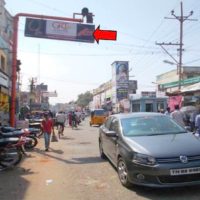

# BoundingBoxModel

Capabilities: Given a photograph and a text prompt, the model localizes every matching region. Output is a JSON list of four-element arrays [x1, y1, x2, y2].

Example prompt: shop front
[[0, 70, 10, 125], [0, 86, 9, 125], [181, 82, 200, 106], [130, 92, 168, 113]]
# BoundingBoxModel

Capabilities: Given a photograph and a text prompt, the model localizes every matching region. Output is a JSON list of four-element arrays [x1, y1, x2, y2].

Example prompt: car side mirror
[[105, 130, 117, 137]]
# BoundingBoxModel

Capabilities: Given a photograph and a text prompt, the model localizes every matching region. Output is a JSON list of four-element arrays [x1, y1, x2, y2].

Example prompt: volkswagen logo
[[180, 155, 188, 163]]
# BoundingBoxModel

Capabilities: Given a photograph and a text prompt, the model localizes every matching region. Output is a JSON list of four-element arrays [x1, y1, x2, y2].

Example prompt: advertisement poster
[[168, 95, 183, 111], [25, 18, 95, 43], [115, 61, 129, 101]]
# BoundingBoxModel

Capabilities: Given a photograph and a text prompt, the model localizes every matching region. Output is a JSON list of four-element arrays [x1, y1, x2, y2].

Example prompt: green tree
[[76, 91, 93, 107]]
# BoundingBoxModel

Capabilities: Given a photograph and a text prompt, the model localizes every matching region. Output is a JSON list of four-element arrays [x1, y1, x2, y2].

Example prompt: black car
[[99, 112, 200, 188]]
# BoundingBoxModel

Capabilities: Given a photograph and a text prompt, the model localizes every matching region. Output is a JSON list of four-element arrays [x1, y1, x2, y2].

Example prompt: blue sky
[[5, 0, 200, 104]]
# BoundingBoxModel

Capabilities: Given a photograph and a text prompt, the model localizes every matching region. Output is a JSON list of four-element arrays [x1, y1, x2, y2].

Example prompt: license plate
[[170, 167, 200, 176]]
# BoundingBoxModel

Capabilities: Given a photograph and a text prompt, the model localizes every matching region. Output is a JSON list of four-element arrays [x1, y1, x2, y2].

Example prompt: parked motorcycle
[[0, 137, 26, 170], [0, 128, 38, 149], [0, 126, 41, 137]]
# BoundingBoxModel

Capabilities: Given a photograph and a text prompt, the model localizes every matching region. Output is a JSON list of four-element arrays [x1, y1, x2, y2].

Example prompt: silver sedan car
[[99, 112, 200, 188]]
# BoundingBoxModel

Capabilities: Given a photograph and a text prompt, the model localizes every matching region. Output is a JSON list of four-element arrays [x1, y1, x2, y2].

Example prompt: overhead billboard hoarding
[[112, 61, 129, 101], [25, 18, 95, 43]]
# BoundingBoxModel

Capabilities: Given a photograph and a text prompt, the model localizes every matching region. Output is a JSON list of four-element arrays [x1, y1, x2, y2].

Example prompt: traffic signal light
[[81, 7, 89, 17], [86, 13, 93, 23], [81, 8, 93, 24]]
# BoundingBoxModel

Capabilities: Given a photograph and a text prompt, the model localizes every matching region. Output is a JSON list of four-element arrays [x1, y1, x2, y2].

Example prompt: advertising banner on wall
[[112, 61, 129, 102], [25, 18, 95, 43], [0, 92, 9, 112], [0, 72, 9, 88]]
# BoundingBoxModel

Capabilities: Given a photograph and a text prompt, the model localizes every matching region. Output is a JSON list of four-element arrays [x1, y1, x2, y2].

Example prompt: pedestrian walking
[[71, 111, 77, 129], [190, 107, 200, 132], [170, 105, 186, 127], [164, 107, 171, 116], [41, 113, 55, 151], [195, 109, 200, 135], [68, 111, 72, 127]]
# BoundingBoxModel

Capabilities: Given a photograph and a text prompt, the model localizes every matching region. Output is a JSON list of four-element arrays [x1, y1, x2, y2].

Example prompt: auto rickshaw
[[89, 109, 106, 126]]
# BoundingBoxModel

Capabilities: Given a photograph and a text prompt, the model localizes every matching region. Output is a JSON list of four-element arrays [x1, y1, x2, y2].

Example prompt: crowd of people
[[163, 105, 200, 134], [22, 105, 200, 151], [37, 110, 86, 151]]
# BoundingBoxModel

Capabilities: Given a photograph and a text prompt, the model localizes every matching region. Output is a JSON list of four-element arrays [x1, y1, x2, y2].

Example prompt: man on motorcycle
[[55, 111, 66, 135], [71, 112, 77, 129]]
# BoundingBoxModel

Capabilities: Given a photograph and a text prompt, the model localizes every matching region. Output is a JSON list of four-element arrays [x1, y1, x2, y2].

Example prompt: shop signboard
[[42, 91, 57, 97], [25, 18, 95, 43], [129, 80, 137, 90], [160, 76, 200, 89], [141, 91, 156, 97], [0, 72, 9, 88]]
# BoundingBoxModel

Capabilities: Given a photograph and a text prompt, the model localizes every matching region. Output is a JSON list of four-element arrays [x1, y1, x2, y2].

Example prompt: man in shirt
[[56, 111, 66, 135], [195, 110, 200, 135], [170, 105, 186, 127], [41, 113, 55, 151]]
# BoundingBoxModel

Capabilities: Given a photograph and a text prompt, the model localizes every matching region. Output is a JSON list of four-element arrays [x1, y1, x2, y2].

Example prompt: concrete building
[[156, 67, 200, 93], [0, 0, 13, 124], [130, 92, 168, 113], [92, 61, 138, 113], [156, 67, 200, 109], [92, 79, 138, 112], [93, 80, 112, 111]]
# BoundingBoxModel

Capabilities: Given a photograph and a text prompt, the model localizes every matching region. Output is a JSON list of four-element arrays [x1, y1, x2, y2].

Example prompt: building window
[[132, 104, 140, 112], [145, 103, 153, 112], [1, 55, 6, 72], [157, 102, 164, 112]]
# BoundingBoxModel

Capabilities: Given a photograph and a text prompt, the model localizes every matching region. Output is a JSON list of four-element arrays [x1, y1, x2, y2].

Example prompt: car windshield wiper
[[146, 133, 161, 136], [146, 131, 185, 136], [172, 131, 186, 134]]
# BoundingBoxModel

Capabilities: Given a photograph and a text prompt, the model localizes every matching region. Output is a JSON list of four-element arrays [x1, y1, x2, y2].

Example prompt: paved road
[[1, 118, 200, 200]]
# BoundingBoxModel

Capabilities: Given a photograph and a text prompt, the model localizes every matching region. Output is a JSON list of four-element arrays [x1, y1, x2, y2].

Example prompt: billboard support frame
[[10, 13, 83, 126]]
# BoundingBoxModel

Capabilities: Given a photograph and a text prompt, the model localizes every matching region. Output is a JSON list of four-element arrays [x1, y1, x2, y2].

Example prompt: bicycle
[[71, 120, 77, 130]]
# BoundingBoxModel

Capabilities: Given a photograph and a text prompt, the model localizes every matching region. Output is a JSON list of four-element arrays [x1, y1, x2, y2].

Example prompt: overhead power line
[[156, 1, 197, 90]]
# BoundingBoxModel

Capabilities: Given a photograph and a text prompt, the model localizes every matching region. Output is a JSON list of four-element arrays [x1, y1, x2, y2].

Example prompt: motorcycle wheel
[[24, 136, 38, 149], [0, 147, 22, 170]]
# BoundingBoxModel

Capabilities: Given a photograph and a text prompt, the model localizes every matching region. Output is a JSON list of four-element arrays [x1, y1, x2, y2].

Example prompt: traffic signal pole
[[10, 15, 18, 127], [10, 13, 83, 126]]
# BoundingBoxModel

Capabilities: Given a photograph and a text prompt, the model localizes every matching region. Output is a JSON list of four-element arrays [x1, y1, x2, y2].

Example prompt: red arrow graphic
[[93, 25, 117, 44]]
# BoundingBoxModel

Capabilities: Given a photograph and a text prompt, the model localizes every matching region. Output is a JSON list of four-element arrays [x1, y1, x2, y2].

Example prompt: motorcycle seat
[[0, 138, 19, 147], [0, 131, 23, 138]]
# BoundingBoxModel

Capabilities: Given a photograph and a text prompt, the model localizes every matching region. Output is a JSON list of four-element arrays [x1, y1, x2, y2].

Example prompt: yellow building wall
[[0, 49, 8, 74]]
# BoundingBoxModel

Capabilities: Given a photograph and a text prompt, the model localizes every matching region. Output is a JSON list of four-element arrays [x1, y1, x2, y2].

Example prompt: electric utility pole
[[29, 77, 36, 111], [156, 1, 197, 91]]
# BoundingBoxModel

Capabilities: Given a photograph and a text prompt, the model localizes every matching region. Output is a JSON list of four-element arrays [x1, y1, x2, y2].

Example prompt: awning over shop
[[181, 82, 200, 93]]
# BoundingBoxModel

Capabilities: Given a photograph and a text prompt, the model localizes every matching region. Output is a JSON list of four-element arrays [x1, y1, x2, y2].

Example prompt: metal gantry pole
[[10, 13, 83, 126]]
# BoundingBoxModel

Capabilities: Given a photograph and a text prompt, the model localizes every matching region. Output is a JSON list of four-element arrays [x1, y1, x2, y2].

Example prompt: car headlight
[[133, 153, 156, 166]]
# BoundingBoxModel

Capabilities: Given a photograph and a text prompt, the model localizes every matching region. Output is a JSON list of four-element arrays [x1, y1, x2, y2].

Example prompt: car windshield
[[121, 115, 186, 137]]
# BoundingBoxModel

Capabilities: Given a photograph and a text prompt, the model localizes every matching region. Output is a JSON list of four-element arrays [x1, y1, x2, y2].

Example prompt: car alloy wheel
[[117, 158, 132, 187]]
